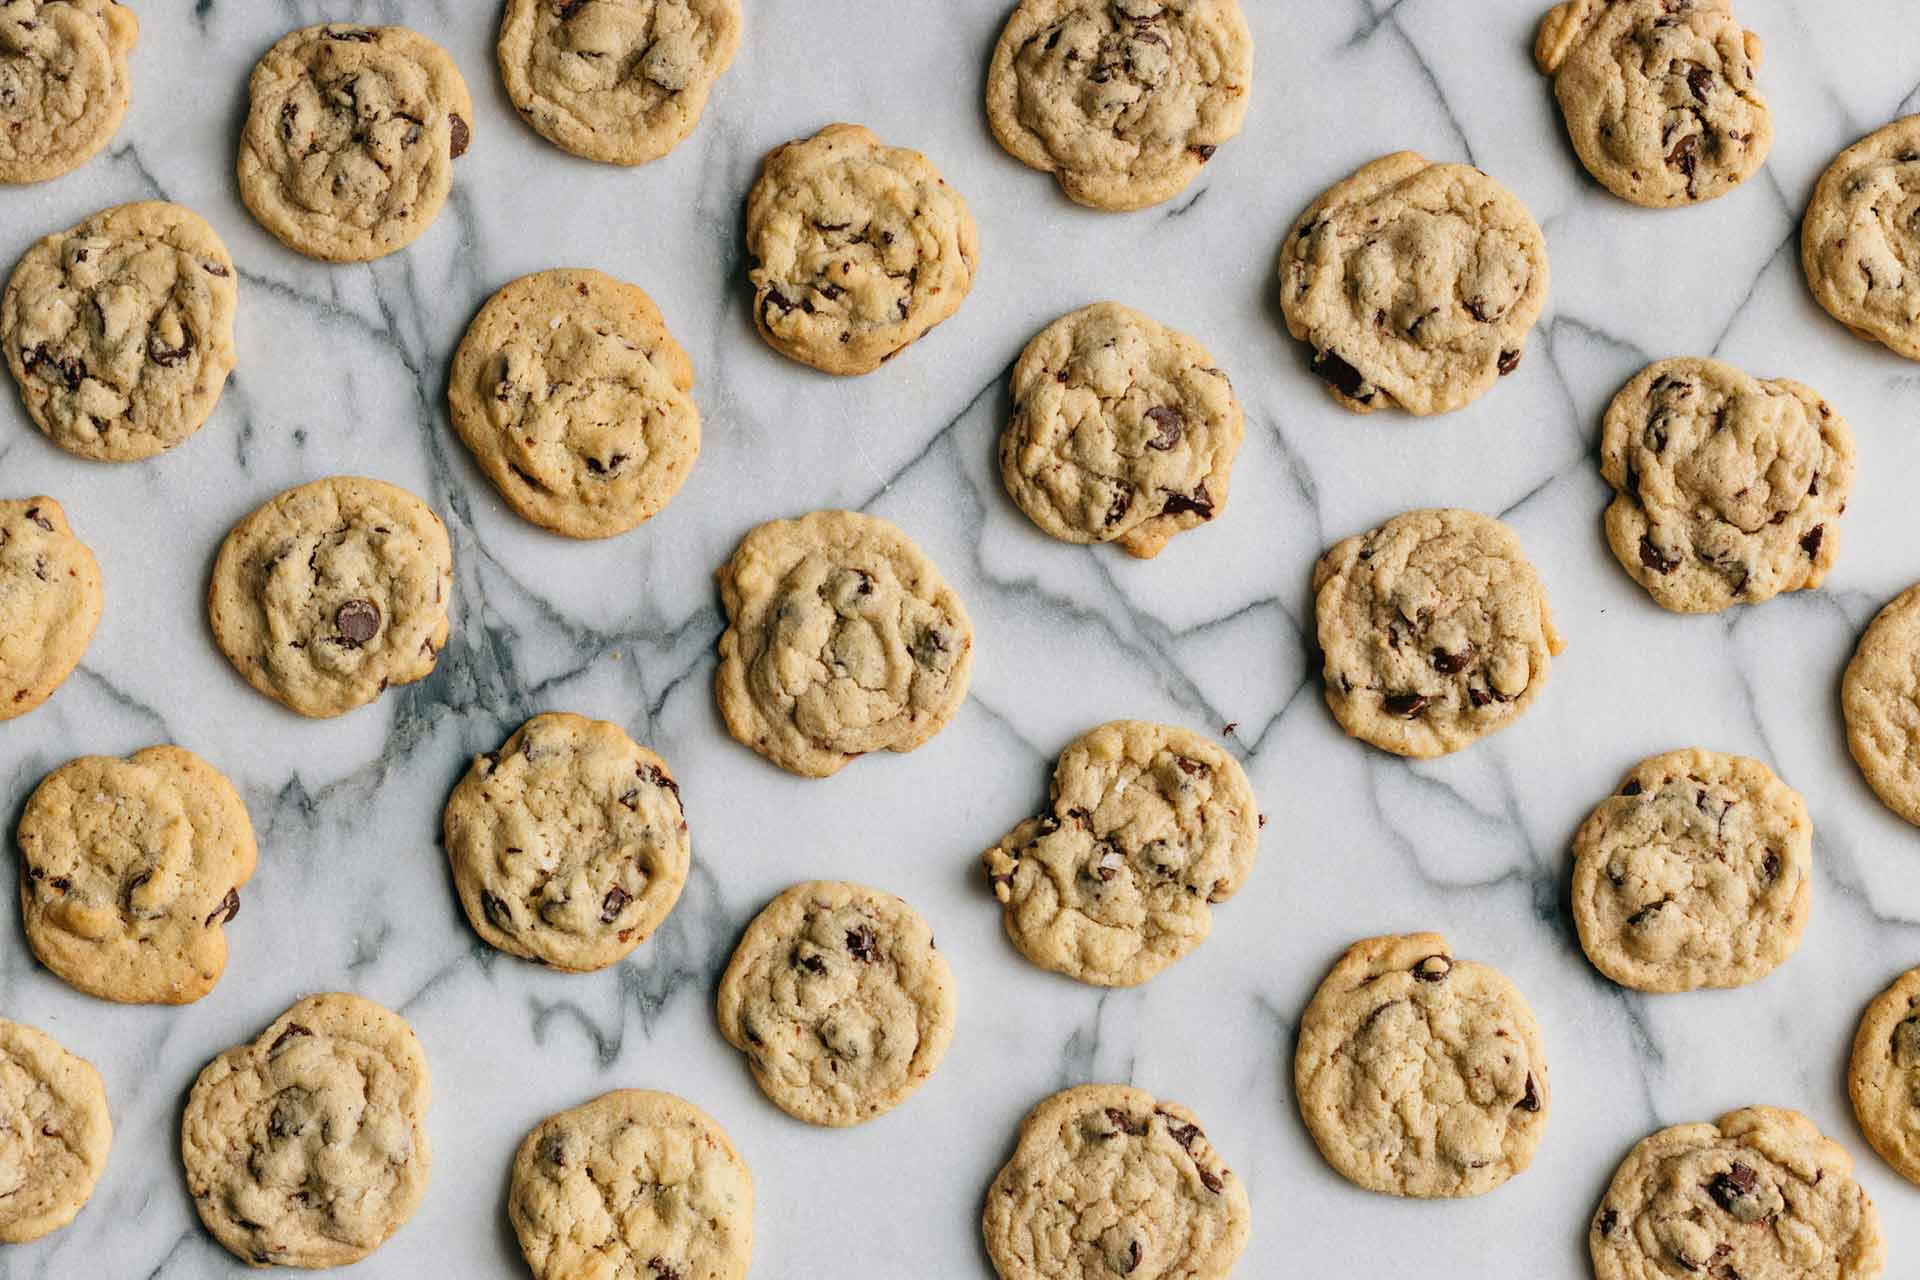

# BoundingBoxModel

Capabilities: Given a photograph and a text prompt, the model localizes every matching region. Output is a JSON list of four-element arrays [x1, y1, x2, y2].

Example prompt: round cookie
[[1312, 508, 1565, 758], [716, 881, 955, 1127], [208, 476, 453, 719], [1279, 151, 1549, 416], [238, 23, 473, 263], [1844, 583, 1920, 828], [181, 992, 432, 1269], [1803, 116, 1920, 361], [1600, 357, 1855, 613], [444, 712, 690, 973], [509, 1089, 752, 1280], [447, 267, 700, 539], [746, 123, 980, 376], [0, 0, 137, 185], [714, 509, 973, 778], [983, 1083, 1250, 1280], [985, 0, 1253, 212], [0, 1018, 111, 1244], [1851, 967, 1920, 1187], [1000, 302, 1244, 559], [1535, 0, 1772, 207], [3, 200, 238, 461], [1295, 932, 1549, 1198], [497, 0, 742, 166], [983, 720, 1261, 987], [1591, 1106, 1884, 1279], [0, 496, 101, 720]]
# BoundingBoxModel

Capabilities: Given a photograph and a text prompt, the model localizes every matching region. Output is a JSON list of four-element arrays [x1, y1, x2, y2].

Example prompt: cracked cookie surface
[[1843, 582, 1920, 828], [1803, 115, 1920, 361], [1851, 967, 1920, 1188], [0, 1018, 110, 1244], [0, 496, 100, 721], [0, 0, 137, 184]]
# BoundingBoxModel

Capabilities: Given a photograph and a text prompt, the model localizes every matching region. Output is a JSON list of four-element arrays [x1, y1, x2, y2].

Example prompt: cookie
[[1851, 967, 1920, 1187], [715, 509, 973, 777], [984, 0, 1252, 212], [1295, 932, 1549, 1198], [1844, 583, 1920, 828], [1000, 302, 1244, 559], [1279, 151, 1549, 415], [1591, 1107, 1884, 1279], [497, 0, 742, 166], [1600, 357, 1855, 613], [444, 712, 690, 973], [0, 496, 101, 721], [983, 1083, 1250, 1280], [1312, 508, 1565, 758], [208, 476, 453, 719], [3, 200, 238, 461], [1803, 117, 1920, 361], [509, 1089, 752, 1280], [0, 1018, 111, 1244], [716, 881, 955, 1127], [746, 123, 979, 376], [447, 268, 700, 539], [1536, 0, 1772, 207], [0, 1, 137, 184], [181, 993, 432, 1269], [238, 24, 472, 263], [983, 720, 1260, 987]]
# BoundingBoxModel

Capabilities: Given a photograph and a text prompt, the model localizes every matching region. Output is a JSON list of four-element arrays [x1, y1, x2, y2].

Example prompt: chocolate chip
[[268, 1023, 313, 1056], [1105, 1108, 1148, 1136], [1105, 484, 1133, 527], [1092, 844, 1125, 882], [584, 452, 628, 476], [1117, 1239, 1142, 1273], [47, 875, 71, 893], [1621, 780, 1643, 796], [203, 261, 230, 278], [1686, 63, 1714, 103], [1144, 406, 1184, 450], [542, 1132, 567, 1168], [204, 887, 241, 928], [763, 288, 795, 315], [1383, 692, 1429, 718], [1762, 851, 1780, 880], [846, 925, 879, 961], [648, 1260, 684, 1280], [1161, 1116, 1201, 1150], [798, 953, 827, 975], [1597, 1208, 1618, 1236], [326, 27, 375, 41], [482, 892, 515, 932], [1311, 348, 1374, 401], [600, 885, 631, 924], [449, 114, 470, 158], [1707, 1161, 1758, 1212], [1189, 144, 1217, 162], [27, 344, 83, 391], [147, 328, 193, 367], [1667, 131, 1699, 178], [26, 507, 52, 532], [1627, 899, 1667, 927], [335, 599, 381, 646], [1639, 535, 1679, 574], [641, 763, 682, 810], [1160, 483, 1213, 519], [1498, 348, 1521, 376], [1432, 644, 1475, 674], [1516, 1074, 1540, 1112], [1800, 525, 1824, 557], [1413, 954, 1451, 981], [1198, 1168, 1224, 1194]]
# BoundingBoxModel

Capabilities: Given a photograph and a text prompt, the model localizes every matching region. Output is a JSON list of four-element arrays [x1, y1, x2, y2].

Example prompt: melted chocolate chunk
[[204, 887, 241, 928], [449, 114, 470, 159], [1160, 482, 1213, 519], [268, 1023, 313, 1056], [845, 925, 879, 962], [1383, 691, 1429, 718], [1311, 348, 1373, 401], [1144, 405, 1185, 451], [1432, 644, 1476, 674], [600, 885, 631, 924], [1800, 525, 1824, 557], [1638, 535, 1680, 574], [1412, 954, 1451, 981], [335, 599, 382, 646], [147, 329, 194, 367]]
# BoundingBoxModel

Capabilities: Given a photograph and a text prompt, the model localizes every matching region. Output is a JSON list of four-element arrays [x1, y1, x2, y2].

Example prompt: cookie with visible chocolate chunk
[[0, 1018, 111, 1244], [1803, 116, 1920, 361], [0, 0, 138, 184], [1844, 582, 1920, 828], [0, 496, 101, 721], [1852, 967, 1920, 1187]]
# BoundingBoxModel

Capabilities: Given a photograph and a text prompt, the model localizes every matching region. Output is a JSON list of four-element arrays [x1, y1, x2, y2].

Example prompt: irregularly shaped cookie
[[985, 0, 1253, 212], [1852, 967, 1920, 1187], [1803, 116, 1920, 361], [1279, 151, 1549, 415], [0, 0, 137, 184], [1000, 302, 1244, 559], [1844, 583, 1920, 828], [1591, 1107, 1885, 1279], [1600, 357, 1855, 613], [447, 268, 700, 539], [983, 720, 1260, 987], [0, 1018, 110, 1244], [3, 200, 238, 461], [715, 509, 973, 777], [1295, 932, 1549, 1198], [1312, 508, 1565, 758], [238, 24, 473, 262], [717, 881, 955, 1127], [746, 123, 979, 376], [497, 0, 742, 166], [0, 496, 101, 720], [444, 712, 689, 973], [983, 1083, 1249, 1280], [181, 993, 432, 1269], [509, 1089, 752, 1280], [1536, 0, 1772, 207]]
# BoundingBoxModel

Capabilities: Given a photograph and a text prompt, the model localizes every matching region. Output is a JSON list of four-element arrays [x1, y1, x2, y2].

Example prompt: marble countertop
[[6, 0, 1920, 1275]]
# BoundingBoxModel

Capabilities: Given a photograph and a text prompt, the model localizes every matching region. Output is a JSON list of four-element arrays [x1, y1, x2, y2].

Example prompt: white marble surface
[[5, 0, 1920, 1275]]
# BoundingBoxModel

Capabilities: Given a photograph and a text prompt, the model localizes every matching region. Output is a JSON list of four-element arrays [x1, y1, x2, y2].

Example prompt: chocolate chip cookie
[[1280, 151, 1549, 415], [1000, 302, 1244, 559], [0, 496, 101, 721], [1851, 967, 1920, 1187], [208, 476, 453, 719], [715, 509, 973, 777], [181, 993, 432, 1269], [1844, 582, 1920, 828], [985, 0, 1253, 212], [1803, 116, 1920, 361], [0, 0, 137, 184], [0, 1018, 110, 1244], [746, 123, 979, 376]]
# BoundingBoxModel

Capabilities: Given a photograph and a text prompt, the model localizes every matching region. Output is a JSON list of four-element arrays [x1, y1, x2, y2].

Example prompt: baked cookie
[[1803, 117, 1920, 361], [3, 200, 238, 461], [1844, 583, 1920, 827], [1536, 0, 1772, 207], [1312, 508, 1565, 758], [1851, 967, 1920, 1187], [715, 509, 973, 777], [208, 476, 452, 719], [510, 1089, 752, 1280], [1295, 932, 1549, 1198], [1601, 357, 1854, 613], [746, 123, 979, 376], [181, 993, 432, 1269], [983, 720, 1260, 987], [983, 1083, 1250, 1280], [716, 881, 955, 1127], [1591, 1107, 1884, 1279], [238, 24, 473, 262], [0, 0, 137, 184], [0, 1018, 110, 1244], [0, 496, 101, 720], [447, 268, 700, 539], [497, 0, 742, 166], [985, 0, 1252, 212], [1000, 302, 1244, 559]]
